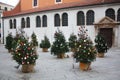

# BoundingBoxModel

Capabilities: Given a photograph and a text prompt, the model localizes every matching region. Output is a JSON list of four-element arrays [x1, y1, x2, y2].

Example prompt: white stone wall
[[0, 3, 14, 43], [0, 3, 13, 11], [3, 3, 120, 47]]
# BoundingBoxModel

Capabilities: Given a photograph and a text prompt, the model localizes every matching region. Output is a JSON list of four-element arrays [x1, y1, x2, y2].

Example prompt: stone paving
[[0, 44, 120, 80]]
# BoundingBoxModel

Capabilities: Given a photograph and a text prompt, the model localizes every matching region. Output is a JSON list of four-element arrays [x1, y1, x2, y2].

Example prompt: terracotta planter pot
[[57, 53, 65, 59], [8, 50, 13, 53], [71, 48, 76, 52], [42, 48, 48, 52], [97, 53, 104, 58], [80, 62, 91, 71], [22, 64, 34, 73]]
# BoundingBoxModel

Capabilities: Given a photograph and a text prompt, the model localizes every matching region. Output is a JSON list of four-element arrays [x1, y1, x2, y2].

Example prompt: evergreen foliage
[[40, 35, 51, 48], [94, 33, 108, 53], [31, 32, 38, 47], [11, 33, 21, 51], [51, 29, 69, 56], [68, 33, 77, 48], [74, 26, 97, 63], [12, 36, 38, 65], [12, 30, 38, 65], [5, 33, 13, 52]]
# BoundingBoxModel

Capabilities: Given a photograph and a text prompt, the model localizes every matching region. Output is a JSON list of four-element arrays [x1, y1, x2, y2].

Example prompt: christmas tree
[[11, 33, 21, 52], [31, 32, 38, 47], [51, 29, 69, 58], [68, 33, 77, 52], [40, 35, 51, 52], [5, 33, 13, 52], [12, 35, 38, 65], [95, 33, 108, 53], [12, 29, 28, 52], [74, 26, 97, 63]]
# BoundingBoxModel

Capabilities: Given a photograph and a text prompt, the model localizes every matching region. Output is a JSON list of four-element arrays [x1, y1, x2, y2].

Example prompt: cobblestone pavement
[[0, 44, 120, 80]]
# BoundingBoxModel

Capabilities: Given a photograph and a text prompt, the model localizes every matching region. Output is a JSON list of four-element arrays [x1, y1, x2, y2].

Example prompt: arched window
[[77, 11, 85, 25], [26, 17, 30, 28], [13, 19, 16, 29], [117, 8, 120, 21], [54, 14, 60, 27], [9, 19, 12, 29], [86, 10, 94, 25], [21, 18, 25, 28], [36, 16, 41, 27], [5, 7, 7, 11], [106, 8, 115, 20], [62, 13, 68, 26], [42, 15, 47, 27]]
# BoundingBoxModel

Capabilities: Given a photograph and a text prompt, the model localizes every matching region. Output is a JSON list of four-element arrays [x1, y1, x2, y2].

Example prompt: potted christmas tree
[[40, 35, 51, 52], [68, 33, 77, 52], [5, 33, 13, 53], [31, 32, 38, 47], [74, 26, 97, 71], [11, 33, 21, 53], [94, 33, 108, 58], [12, 35, 38, 73], [51, 29, 69, 58]]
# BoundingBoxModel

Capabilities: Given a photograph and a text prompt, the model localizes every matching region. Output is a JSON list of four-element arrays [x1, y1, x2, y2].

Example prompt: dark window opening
[[21, 18, 25, 28], [14, 19, 16, 29], [56, 0, 61, 2], [54, 14, 60, 27], [5, 7, 7, 11], [77, 11, 85, 25], [42, 15, 47, 27], [26, 17, 30, 28], [117, 8, 120, 21], [33, 0, 37, 7], [9, 19, 12, 29], [62, 13, 68, 26], [106, 8, 115, 20], [86, 10, 94, 25], [36, 16, 41, 27]]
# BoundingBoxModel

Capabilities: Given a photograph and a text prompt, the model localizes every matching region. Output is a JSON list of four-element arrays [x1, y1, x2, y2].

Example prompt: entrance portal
[[99, 28, 113, 47], [94, 16, 120, 47]]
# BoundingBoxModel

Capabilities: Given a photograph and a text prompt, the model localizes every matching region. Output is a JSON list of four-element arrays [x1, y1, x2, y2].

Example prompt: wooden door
[[100, 28, 113, 47]]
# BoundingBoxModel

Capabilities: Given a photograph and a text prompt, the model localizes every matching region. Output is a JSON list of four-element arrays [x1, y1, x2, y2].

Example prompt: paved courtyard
[[0, 44, 120, 80]]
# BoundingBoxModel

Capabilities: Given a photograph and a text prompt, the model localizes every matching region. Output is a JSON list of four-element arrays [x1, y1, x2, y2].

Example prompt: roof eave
[[3, 1, 120, 18]]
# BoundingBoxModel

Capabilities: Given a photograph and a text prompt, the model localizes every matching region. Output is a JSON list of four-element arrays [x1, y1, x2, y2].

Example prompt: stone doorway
[[94, 16, 120, 47], [99, 28, 113, 47]]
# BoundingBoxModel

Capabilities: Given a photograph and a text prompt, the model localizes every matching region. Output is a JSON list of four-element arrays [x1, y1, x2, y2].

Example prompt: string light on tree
[[12, 35, 38, 67], [74, 26, 97, 71], [51, 28, 69, 58]]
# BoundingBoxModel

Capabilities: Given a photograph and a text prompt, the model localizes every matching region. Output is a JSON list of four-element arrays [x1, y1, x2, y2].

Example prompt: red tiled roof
[[3, 0, 120, 18], [3, 2, 21, 17]]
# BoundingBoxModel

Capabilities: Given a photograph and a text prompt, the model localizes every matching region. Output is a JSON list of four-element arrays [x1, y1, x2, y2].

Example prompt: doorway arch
[[94, 16, 120, 47]]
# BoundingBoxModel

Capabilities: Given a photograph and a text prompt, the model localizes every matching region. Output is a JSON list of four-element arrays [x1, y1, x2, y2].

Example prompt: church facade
[[2, 0, 120, 47]]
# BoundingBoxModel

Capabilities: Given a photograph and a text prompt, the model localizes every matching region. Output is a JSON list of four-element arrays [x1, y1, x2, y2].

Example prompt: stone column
[[114, 25, 119, 47], [118, 25, 120, 47]]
